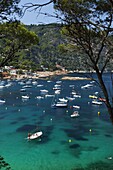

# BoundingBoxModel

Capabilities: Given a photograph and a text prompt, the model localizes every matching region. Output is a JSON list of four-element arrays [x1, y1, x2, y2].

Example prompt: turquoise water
[[0, 73, 113, 170]]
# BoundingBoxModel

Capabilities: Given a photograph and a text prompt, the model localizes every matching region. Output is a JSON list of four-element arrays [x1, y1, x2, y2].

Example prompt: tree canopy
[[0, 0, 21, 21], [0, 21, 39, 67]]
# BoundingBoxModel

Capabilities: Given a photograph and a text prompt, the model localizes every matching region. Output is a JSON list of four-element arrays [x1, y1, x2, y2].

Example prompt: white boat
[[56, 81, 62, 84], [92, 100, 102, 105], [5, 83, 12, 87], [23, 85, 32, 88], [20, 88, 26, 92], [0, 99, 6, 103], [56, 102, 67, 107], [59, 98, 68, 103], [37, 84, 43, 87], [22, 95, 30, 99], [71, 91, 77, 95], [54, 84, 61, 87], [27, 131, 43, 140], [55, 90, 61, 94], [45, 94, 55, 97], [73, 94, 81, 98], [71, 111, 79, 117], [81, 84, 93, 89], [0, 85, 5, 88], [52, 102, 68, 108], [18, 82, 25, 85], [53, 87, 61, 90], [40, 89, 48, 94], [69, 85, 75, 87], [32, 81, 37, 85], [36, 96, 44, 99], [73, 105, 80, 109], [66, 97, 75, 100]]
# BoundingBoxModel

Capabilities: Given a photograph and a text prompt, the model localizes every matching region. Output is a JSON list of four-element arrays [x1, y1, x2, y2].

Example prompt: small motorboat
[[0, 99, 6, 103], [55, 90, 61, 94], [55, 102, 68, 107], [89, 95, 97, 99], [71, 111, 79, 117], [92, 100, 102, 105], [27, 131, 43, 140], [45, 94, 54, 97], [73, 105, 80, 109], [59, 98, 68, 103], [73, 94, 81, 98], [36, 96, 44, 99], [22, 95, 30, 99], [51, 102, 68, 108], [40, 89, 48, 94], [20, 88, 26, 92], [81, 84, 93, 89], [66, 97, 75, 101]]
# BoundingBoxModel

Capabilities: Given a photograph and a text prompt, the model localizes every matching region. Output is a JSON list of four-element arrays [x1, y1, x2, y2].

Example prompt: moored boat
[[73, 105, 80, 109], [22, 95, 30, 99], [0, 99, 6, 103], [51, 102, 68, 108], [71, 111, 79, 117], [59, 98, 68, 103], [89, 95, 97, 99], [92, 100, 102, 105], [27, 131, 43, 140]]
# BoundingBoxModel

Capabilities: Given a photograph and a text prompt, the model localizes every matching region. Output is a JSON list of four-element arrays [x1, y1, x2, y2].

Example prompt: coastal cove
[[0, 72, 113, 170]]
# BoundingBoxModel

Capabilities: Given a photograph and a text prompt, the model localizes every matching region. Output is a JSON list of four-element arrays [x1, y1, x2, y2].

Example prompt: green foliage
[[53, 0, 113, 72], [0, 0, 21, 21], [4, 23, 112, 72], [1, 22, 113, 72], [0, 21, 39, 67]]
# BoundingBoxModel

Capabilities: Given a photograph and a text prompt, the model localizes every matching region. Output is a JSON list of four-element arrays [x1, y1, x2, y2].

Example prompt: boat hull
[[27, 131, 43, 140]]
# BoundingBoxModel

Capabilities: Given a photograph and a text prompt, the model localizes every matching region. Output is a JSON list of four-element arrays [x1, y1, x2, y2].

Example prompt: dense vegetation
[[0, 21, 39, 68], [6, 23, 112, 72], [5, 23, 90, 71]]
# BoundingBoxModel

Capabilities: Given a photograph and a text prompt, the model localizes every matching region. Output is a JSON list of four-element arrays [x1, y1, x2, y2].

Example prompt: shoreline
[[1, 70, 94, 80], [2, 70, 68, 80]]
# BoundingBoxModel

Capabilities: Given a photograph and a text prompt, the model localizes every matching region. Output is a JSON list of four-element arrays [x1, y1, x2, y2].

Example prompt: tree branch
[[22, 0, 53, 16]]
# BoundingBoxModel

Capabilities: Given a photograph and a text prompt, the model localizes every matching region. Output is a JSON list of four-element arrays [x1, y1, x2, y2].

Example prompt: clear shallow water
[[0, 73, 113, 170]]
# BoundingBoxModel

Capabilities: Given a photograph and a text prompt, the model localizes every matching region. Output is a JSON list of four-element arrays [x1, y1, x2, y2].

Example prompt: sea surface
[[0, 73, 113, 170]]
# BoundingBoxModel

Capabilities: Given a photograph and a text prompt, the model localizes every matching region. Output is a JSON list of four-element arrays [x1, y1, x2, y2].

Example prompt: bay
[[0, 73, 113, 170]]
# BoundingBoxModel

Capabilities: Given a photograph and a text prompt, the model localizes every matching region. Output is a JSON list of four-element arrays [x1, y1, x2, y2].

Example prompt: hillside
[[19, 23, 86, 71], [9, 23, 113, 71]]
